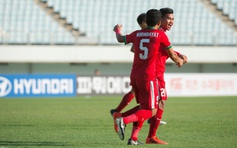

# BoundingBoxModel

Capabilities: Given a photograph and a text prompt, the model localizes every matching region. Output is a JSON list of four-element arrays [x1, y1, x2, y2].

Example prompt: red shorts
[[130, 78, 159, 110], [157, 76, 167, 100]]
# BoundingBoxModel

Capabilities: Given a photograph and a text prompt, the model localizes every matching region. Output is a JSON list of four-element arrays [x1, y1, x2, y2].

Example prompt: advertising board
[[0, 74, 76, 97]]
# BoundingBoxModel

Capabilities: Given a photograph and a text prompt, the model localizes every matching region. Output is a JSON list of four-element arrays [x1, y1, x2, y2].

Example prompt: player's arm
[[174, 51, 188, 64], [113, 24, 124, 43], [166, 47, 183, 67], [130, 45, 134, 52], [160, 32, 183, 67]]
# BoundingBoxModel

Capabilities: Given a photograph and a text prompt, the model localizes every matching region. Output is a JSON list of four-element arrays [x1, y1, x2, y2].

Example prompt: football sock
[[148, 108, 163, 137], [123, 109, 152, 125], [116, 92, 134, 112], [123, 114, 138, 124], [121, 105, 139, 117], [135, 109, 153, 122], [130, 125, 140, 141]]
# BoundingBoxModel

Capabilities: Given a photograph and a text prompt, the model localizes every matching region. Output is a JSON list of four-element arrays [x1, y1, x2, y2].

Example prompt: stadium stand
[[211, 0, 237, 22], [0, 0, 236, 45]]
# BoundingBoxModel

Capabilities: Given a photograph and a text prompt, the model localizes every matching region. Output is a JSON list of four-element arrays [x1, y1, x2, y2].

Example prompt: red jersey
[[125, 28, 171, 80], [156, 28, 180, 79]]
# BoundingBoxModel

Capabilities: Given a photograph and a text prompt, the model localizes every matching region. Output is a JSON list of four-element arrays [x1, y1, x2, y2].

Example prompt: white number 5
[[139, 39, 149, 59]]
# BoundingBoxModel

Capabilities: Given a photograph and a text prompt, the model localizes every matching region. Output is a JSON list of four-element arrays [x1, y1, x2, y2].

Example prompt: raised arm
[[113, 24, 124, 43]]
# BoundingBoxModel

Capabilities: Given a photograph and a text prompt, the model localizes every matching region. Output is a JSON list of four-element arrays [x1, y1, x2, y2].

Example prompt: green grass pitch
[[0, 96, 237, 148]]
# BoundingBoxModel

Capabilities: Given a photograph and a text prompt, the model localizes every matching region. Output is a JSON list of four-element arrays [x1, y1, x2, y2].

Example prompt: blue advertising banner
[[0, 74, 76, 98]]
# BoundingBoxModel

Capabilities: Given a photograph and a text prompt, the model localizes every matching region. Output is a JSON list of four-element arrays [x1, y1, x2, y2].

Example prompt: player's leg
[[117, 108, 155, 141], [115, 88, 135, 112], [112, 105, 140, 133], [146, 99, 167, 144], [146, 81, 168, 144], [110, 88, 135, 115], [110, 88, 135, 133], [116, 79, 158, 142], [111, 88, 136, 133]]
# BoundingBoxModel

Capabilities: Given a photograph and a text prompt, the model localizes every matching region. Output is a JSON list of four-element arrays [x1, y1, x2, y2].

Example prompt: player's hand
[[113, 24, 122, 34], [179, 54, 188, 64], [182, 55, 188, 64], [176, 59, 183, 68]]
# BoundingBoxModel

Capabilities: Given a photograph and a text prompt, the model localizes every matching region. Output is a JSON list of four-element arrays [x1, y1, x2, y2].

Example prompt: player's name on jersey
[[136, 32, 159, 37]]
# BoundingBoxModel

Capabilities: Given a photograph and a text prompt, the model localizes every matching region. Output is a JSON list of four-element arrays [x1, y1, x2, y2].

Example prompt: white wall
[[1, 45, 237, 63], [165, 73, 237, 96]]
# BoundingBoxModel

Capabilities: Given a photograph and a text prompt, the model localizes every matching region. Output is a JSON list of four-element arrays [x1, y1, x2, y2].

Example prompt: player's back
[[126, 28, 171, 80]]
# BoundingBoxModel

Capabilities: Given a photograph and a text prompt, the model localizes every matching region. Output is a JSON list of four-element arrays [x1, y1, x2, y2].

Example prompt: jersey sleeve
[[160, 32, 172, 50], [124, 31, 137, 45]]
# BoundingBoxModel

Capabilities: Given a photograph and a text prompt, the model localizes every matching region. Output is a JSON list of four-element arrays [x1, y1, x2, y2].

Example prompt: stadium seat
[[0, 0, 236, 45]]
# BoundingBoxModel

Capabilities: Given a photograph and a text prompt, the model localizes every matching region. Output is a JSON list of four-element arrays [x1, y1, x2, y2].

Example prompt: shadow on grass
[[0, 141, 72, 147]]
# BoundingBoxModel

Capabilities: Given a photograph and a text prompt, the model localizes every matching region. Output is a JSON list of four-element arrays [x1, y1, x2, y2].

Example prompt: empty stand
[[0, 0, 76, 44], [0, 0, 236, 45], [211, 0, 237, 23]]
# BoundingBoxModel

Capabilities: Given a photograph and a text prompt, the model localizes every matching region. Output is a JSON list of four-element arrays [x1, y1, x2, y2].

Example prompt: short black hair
[[137, 13, 146, 24], [159, 7, 174, 18], [146, 9, 162, 26]]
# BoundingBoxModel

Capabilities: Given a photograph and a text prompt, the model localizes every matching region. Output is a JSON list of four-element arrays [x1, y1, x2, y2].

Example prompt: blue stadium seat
[[0, 0, 76, 44], [212, 0, 237, 22], [0, 0, 236, 45]]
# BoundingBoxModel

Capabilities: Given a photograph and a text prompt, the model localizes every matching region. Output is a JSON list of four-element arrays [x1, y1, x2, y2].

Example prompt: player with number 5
[[113, 9, 184, 145]]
